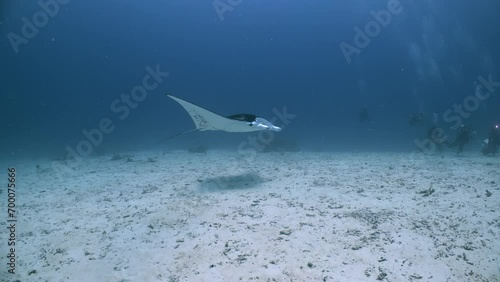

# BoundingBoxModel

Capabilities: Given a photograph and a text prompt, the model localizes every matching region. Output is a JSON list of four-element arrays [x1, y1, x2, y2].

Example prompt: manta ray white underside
[[168, 95, 281, 133]]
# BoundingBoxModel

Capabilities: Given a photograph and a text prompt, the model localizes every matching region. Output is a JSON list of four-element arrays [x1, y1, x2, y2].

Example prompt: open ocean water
[[1, 0, 499, 158]]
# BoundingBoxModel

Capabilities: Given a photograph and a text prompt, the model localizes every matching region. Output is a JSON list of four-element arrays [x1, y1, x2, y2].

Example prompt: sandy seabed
[[0, 151, 498, 282]]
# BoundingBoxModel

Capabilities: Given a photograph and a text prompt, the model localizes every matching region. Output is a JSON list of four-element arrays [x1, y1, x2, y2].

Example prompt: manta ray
[[159, 94, 281, 142]]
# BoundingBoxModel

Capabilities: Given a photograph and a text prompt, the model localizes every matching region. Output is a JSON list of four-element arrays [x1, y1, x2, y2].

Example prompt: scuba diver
[[358, 106, 370, 122], [481, 124, 500, 156], [427, 125, 446, 152], [447, 124, 474, 154], [425, 113, 447, 152], [408, 113, 424, 126]]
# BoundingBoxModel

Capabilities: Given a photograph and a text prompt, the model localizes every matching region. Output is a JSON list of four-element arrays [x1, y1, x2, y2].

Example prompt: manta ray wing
[[167, 95, 261, 132]]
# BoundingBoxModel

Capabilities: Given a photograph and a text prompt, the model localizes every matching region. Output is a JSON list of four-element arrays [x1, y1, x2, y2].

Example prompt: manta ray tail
[[156, 128, 199, 144]]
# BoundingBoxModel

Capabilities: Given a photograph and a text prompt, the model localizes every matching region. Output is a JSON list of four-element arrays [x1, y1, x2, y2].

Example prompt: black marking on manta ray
[[166, 94, 258, 122], [227, 114, 257, 122], [192, 113, 210, 129]]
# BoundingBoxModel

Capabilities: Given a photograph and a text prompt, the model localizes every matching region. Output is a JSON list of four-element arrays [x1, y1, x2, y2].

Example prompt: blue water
[[1, 0, 499, 158]]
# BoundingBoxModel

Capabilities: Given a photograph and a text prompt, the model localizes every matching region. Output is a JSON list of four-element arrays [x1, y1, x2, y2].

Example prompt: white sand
[[1, 151, 499, 281]]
